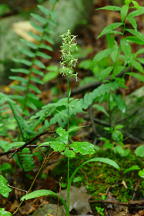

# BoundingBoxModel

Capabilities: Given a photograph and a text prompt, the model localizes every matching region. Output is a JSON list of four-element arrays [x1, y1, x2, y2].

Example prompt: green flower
[[60, 30, 78, 80]]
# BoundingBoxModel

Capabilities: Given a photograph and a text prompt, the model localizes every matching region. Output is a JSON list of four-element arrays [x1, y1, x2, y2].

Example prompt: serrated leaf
[[63, 148, 76, 158], [71, 142, 95, 155], [21, 189, 57, 201], [0, 175, 12, 198], [49, 141, 66, 152], [98, 22, 123, 38]]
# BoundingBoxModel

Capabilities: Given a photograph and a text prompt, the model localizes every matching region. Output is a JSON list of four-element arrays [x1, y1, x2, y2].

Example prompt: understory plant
[[1, 0, 144, 215]]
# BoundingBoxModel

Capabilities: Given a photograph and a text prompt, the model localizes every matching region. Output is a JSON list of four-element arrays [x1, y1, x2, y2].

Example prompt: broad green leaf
[[68, 157, 120, 194], [71, 142, 95, 155], [128, 72, 144, 82], [56, 127, 69, 144], [114, 146, 129, 157], [124, 165, 140, 174], [97, 6, 121, 11], [98, 22, 123, 38], [0, 175, 12, 198], [138, 169, 144, 178], [135, 145, 144, 157], [21, 189, 57, 201], [50, 141, 66, 152], [0, 208, 12, 216], [121, 5, 129, 22], [63, 148, 76, 158]]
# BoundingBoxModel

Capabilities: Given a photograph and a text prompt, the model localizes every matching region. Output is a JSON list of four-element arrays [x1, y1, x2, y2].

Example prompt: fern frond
[[10, 5, 56, 111]]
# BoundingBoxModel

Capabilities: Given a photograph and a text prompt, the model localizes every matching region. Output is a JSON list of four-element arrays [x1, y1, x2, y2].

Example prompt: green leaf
[[121, 5, 129, 22], [97, 6, 121, 11], [33, 60, 46, 69], [128, 72, 144, 82], [128, 7, 144, 18], [21, 189, 57, 201], [36, 51, 51, 59], [71, 142, 95, 155], [0, 208, 12, 216], [124, 165, 140, 174], [131, 60, 143, 72], [125, 36, 144, 45], [135, 145, 144, 157], [94, 48, 112, 62], [0, 175, 12, 198], [13, 58, 32, 66], [126, 16, 137, 29], [127, 29, 144, 42], [138, 169, 144, 178], [10, 76, 28, 83], [98, 22, 123, 38], [31, 13, 46, 24], [38, 5, 50, 15], [11, 68, 29, 74], [63, 148, 76, 158], [49, 141, 66, 152], [21, 49, 35, 58]]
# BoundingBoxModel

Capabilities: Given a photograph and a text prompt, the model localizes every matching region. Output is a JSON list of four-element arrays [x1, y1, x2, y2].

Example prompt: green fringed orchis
[[60, 29, 78, 80]]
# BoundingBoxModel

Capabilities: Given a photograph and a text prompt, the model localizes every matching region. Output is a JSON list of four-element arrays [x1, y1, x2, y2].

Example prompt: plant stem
[[66, 77, 71, 216]]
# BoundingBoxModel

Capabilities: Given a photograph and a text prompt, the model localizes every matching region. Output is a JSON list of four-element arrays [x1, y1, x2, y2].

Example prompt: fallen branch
[[90, 199, 144, 206], [0, 130, 54, 157]]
